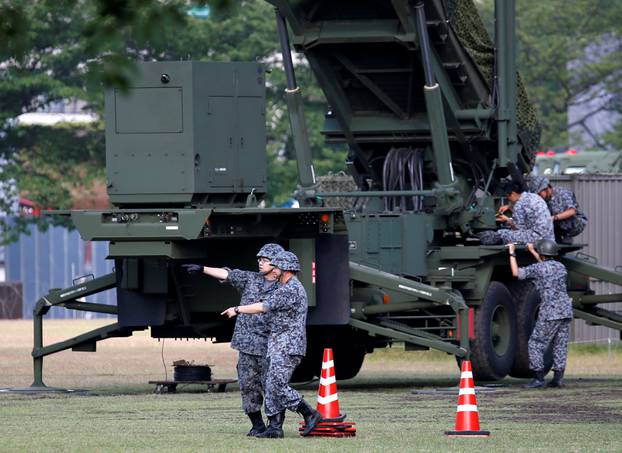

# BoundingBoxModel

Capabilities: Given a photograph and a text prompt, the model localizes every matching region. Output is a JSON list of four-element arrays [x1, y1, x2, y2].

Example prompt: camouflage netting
[[316, 172, 357, 209], [444, 0, 541, 163]]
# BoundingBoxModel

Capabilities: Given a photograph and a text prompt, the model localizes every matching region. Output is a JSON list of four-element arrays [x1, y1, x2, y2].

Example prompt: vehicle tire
[[507, 281, 554, 378], [469, 281, 517, 381], [332, 344, 366, 380], [290, 331, 367, 382]]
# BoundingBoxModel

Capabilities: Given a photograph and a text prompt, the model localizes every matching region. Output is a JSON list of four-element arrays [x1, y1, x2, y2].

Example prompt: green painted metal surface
[[562, 254, 622, 287], [346, 214, 433, 277], [71, 209, 211, 241], [350, 318, 467, 357], [104, 61, 267, 207]]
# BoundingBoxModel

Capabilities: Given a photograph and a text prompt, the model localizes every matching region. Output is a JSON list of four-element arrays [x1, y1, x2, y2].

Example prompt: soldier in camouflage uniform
[[508, 239, 573, 388], [479, 180, 554, 245], [528, 176, 588, 244], [182, 243, 284, 436], [221, 251, 322, 438]]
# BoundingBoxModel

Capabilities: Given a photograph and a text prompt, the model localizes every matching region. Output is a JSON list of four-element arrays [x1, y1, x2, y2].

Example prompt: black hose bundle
[[382, 147, 425, 212]]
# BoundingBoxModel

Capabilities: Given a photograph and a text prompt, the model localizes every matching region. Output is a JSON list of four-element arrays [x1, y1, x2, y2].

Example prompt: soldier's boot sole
[[300, 412, 322, 436], [523, 380, 545, 389], [255, 428, 284, 439], [247, 426, 266, 436]]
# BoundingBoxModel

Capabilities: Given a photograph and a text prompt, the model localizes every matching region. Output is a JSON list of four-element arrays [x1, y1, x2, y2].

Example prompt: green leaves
[[476, 0, 622, 149], [519, 0, 621, 149], [0, 1, 30, 60]]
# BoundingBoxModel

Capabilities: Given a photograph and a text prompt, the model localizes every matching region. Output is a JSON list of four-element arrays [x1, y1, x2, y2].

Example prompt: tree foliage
[[477, 0, 622, 149]]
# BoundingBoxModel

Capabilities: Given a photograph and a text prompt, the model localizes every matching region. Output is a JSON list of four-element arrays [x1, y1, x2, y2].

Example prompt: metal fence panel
[[549, 174, 622, 343], [5, 223, 116, 319]]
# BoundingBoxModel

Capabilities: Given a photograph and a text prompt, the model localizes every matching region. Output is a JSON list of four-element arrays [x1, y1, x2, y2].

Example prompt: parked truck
[[30, 0, 622, 389]]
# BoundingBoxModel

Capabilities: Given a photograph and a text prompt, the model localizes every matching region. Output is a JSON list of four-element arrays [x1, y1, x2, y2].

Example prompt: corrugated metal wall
[[4, 224, 115, 319], [549, 174, 622, 343]]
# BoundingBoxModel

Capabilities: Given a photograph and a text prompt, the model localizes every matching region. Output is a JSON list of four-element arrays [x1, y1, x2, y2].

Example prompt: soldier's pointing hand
[[221, 307, 238, 318]]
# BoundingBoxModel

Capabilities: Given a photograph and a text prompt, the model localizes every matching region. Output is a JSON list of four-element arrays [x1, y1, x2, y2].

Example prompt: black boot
[[246, 411, 266, 436], [547, 369, 565, 388], [256, 411, 285, 439], [523, 371, 545, 389], [296, 399, 322, 436]]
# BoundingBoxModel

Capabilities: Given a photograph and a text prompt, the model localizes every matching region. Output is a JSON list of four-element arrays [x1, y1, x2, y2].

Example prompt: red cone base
[[300, 348, 357, 437], [299, 421, 356, 437], [304, 431, 356, 438]]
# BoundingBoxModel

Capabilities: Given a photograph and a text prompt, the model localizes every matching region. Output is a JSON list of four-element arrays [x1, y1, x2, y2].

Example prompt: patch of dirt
[[488, 386, 622, 423]]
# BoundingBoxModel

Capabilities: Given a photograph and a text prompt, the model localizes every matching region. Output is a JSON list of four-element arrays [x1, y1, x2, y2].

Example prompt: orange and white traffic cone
[[299, 348, 356, 437], [445, 360, 491, 437], [316, 348, 344, 421]]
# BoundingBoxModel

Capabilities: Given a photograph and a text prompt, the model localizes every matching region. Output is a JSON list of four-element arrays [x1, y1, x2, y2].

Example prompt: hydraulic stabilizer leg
[[410, 1, 455, 187], [274, 9, 317, 201], [32, 301, 47, 388], [20, 272, 123, 392]]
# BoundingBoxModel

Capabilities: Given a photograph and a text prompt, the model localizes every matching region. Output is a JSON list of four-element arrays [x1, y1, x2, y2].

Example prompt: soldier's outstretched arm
[[181, 264, 229, 280], [202, 266, 229, 280], [221, 302, 266, 318]]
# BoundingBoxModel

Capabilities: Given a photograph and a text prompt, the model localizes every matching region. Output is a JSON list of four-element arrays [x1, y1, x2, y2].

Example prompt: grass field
[[1, 320, 621, 452]]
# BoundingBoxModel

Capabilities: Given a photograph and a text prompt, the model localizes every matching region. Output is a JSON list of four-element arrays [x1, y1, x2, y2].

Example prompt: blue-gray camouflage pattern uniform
[[548, 187, 588, 242], [480, 192, 554, 245], [518, 260, 573, 372], [261, 276, 308, 417], [227, 269, 279, 414]]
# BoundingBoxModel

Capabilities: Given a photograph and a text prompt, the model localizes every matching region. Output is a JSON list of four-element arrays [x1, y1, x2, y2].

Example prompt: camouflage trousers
[[556, 221, 586, 243], [528, 317, 571, 372], [264, 354, 303, 417], [479, 229, 544, 245], [237, 352, 267, 414]]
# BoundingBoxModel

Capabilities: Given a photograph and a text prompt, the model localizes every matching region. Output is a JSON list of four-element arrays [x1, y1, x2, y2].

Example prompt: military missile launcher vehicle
[[30, 0, 622, 389]]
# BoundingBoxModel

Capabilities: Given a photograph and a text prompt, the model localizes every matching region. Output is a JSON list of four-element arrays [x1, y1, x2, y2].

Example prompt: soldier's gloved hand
[[181, 264, 203, 274]]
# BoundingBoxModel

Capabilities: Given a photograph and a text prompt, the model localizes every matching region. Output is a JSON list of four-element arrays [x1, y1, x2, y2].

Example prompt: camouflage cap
[[256, 243, 285, 260], [528, 176, 550, 194], [271, 251, 301, 272]]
